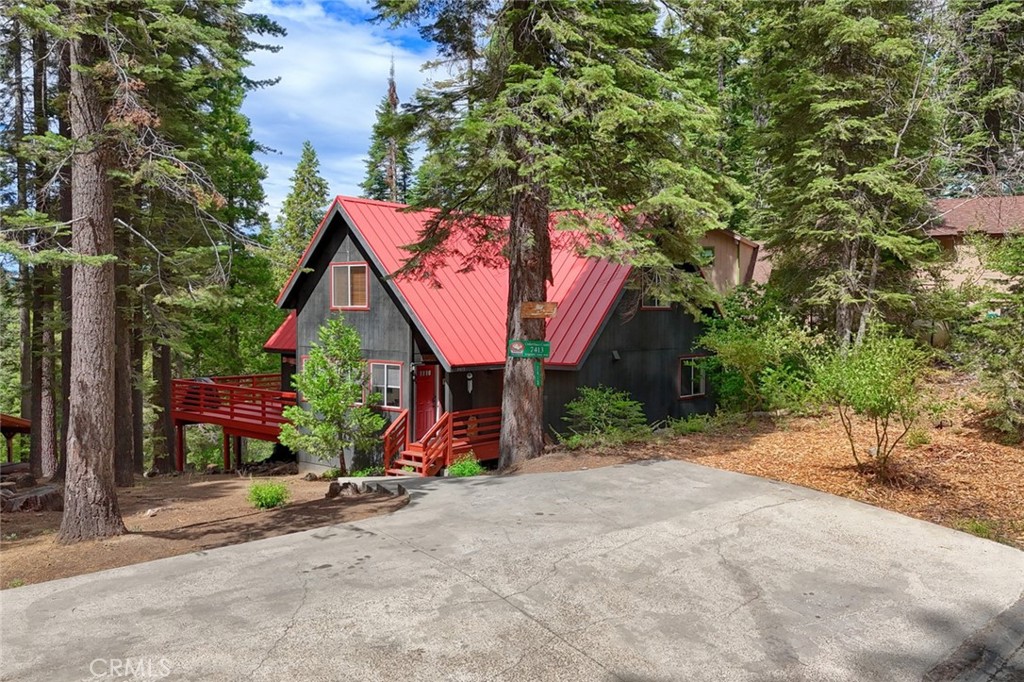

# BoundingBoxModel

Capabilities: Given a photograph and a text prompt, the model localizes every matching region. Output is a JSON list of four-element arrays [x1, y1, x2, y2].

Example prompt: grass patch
[[905, 427, 932, 448], [351, 466, 385, 477], [448, 454, 485, 477], [953, 517, 1008, 544], [247, 481, 290, 510]]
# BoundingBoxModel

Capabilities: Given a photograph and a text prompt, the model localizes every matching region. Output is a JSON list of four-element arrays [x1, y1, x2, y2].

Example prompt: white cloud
[[242, 0, 435, 221]]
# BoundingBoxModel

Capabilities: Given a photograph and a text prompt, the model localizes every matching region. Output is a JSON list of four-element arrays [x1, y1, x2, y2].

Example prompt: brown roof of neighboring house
[[929, 196, 1024, 237]]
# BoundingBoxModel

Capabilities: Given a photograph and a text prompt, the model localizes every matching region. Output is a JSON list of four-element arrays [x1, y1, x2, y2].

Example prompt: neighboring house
[[926, 195, 1023, 291], [265, 196, 759, 474]]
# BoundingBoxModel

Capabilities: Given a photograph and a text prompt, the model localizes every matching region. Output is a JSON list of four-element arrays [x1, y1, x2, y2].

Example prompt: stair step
[[399, 451, 425, 462], [385, 468, 416, 477], [392, 458, 425, 469]]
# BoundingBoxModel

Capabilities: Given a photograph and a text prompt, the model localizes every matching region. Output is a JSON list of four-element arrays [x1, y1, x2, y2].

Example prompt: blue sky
[[242, 1, 436, 221]]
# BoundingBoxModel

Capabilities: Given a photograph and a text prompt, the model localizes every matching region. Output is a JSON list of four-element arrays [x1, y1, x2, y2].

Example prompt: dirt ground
[[0, 475, 407, 589], [517, 371, 1024, 549]]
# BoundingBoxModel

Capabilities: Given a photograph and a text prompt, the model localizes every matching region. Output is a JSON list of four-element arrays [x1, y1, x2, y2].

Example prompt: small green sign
[[508, 339, 551, 359], [533, 359, 543, 388]]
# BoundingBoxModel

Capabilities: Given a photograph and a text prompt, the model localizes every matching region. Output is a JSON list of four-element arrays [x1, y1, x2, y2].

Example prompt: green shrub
[[812, 327, 930, 478], [447, 454, 485, 477], [321, 467, 342, 480], [247, 481, 290, 509], [562, 385, 649, 437], [698, 289, 819, 413], [350, 466, 384, 477], [905, 427, 931, 448], [669, 413, 712, 435]]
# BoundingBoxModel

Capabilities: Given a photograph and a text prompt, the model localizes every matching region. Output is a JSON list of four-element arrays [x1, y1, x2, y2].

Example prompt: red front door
[[414, 365, 439, 441]]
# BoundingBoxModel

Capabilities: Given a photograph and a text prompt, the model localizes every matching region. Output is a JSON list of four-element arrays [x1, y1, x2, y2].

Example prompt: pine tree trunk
[[836, 238, 859, 347], [54, 37, 72, 484], [498, 184, 551, 469], [132, 306, 145, 474], [11, 20, 32, 429], [36, 268, 58, 478], [151, 342, 175, 472], [113, 253, 135, 488], [58, 29, 125, 543]]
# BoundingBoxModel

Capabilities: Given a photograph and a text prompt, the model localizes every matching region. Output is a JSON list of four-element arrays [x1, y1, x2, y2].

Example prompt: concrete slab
[[1, 460, 1021, 682]]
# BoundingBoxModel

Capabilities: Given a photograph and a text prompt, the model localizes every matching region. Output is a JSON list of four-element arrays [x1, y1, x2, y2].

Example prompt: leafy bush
[[905, 427, 931, 448], [698, 288, 819, 413], [247, 481, 290, 509], [447, 454, 485, 477], [559, 386, 650, 448], [959, 235, 1024, 442], [812, 327, 930, 479], [279, 317, 387, 475], [350, 466, 385, 477], [669, 413, 712, 435]]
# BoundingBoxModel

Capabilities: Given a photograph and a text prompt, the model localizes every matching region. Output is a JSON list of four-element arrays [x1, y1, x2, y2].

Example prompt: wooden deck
[[171, 375, 295, 471]]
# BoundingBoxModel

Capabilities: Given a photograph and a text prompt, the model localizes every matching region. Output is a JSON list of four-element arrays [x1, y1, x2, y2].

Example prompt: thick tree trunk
[[151, 342, 175, 472], [54, 38, 72, 483], [33, 30, 57, 479], [58, 30, 125, 543], [498, 184, 551, 469], [836, 238, 859, 348], [113, 253, 135, 488]]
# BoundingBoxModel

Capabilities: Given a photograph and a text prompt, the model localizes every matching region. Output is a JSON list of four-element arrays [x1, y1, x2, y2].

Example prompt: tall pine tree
[[376, 0, 729, 467], [268, 141, 329, 287], [752, 0, 940, 345], [361, 61, 414, 203]]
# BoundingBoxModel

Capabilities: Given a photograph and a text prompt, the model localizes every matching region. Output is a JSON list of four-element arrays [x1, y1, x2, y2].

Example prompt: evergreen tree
[[361, 61, 414, 203], [269, 141, 330, 287], [752, 0, 941, 345], [945, 0, 1024, 195], [376, 0, 729, 468]]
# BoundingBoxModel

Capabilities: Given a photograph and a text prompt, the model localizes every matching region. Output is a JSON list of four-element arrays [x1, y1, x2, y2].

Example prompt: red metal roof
[[283, 196, 631, 370], [263, 311, 297, 353], [930, 196, 1024, 237]]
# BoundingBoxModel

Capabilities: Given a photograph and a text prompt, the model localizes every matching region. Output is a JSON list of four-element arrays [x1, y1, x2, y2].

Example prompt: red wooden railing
[[209, 373, 282, 390], [448, 407, 501, 464], [418, 412, 453, 477], [171, 378, 294, 437], [382, 409, 409, 471]]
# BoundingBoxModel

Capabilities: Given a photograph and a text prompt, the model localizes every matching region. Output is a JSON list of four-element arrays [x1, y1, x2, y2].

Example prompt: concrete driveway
[[1, 460, 1022, 682]]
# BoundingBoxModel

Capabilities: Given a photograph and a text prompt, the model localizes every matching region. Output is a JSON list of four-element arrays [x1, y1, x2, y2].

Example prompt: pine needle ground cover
[[519, 371, 1024, 548]]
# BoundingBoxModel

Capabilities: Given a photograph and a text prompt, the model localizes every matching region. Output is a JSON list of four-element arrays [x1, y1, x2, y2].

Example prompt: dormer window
[[331, 263, 369, 310]]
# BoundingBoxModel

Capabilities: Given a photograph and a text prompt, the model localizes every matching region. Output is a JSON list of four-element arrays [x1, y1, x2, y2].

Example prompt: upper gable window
[[331, 263, 369, 310]]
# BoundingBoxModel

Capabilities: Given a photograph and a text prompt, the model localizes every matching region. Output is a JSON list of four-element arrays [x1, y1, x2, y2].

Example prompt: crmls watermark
[[89, 658, 172, 680]]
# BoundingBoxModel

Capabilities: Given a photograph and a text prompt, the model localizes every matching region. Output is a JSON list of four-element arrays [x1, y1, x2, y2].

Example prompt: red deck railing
[[209, 373, 283, 390], [382, 409, 409, 471], [171, 377, 295, 439]]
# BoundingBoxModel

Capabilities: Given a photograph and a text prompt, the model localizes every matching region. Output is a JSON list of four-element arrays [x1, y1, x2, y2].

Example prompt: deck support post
[[222, 430, 230, 471], [233, 435, 243, 470], [5, 435, 13, 462], [175, 424, 185, 472]]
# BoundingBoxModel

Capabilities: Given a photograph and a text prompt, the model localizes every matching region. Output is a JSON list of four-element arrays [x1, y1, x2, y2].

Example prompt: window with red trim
[[331, 263, 369, 309], [679, 356, 706, 398], [369, 362, 402, 409]]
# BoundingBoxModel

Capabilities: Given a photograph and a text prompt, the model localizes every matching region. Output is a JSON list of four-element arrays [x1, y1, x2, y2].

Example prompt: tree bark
[[497, 2, 553, 470], [11, 19, 32, 429], [113, 248, 135, 488], [151, 341, 175, 472], [54, 37, 72, 483], [58, 28, 125, 543]]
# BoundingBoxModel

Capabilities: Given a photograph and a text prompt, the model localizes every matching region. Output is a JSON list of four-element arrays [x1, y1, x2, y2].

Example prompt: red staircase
[[384, 407, 501, 477]]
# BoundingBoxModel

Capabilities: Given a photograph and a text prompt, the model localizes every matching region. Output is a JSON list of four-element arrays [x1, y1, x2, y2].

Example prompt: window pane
[[350, 265, 368, 307], [385, 386, 401, 408], [680, 361, 694, 396], [333, 265, 350, 307], [371, 364, 384, 389], [386, 364, 400, 389]]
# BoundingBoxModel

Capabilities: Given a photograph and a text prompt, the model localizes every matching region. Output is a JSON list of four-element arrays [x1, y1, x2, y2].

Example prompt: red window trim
[[368, 359, 404, 412], [299, 354, 310, 373], [329, 261, 370, 311], [678, 354, 707, 400]]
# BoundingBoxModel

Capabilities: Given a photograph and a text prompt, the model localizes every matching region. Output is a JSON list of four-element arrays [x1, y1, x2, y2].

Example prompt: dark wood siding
[[544, 298, 713, 432], [291, 215, 416, 470]]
